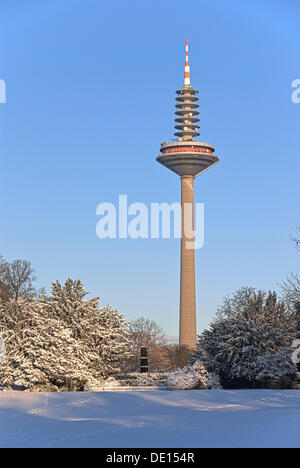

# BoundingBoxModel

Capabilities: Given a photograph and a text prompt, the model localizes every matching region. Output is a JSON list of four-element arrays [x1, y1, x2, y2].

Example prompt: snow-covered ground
[[1, 390, 300, 448]]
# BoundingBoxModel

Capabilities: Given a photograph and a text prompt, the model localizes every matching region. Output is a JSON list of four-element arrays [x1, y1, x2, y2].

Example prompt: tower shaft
[[180, 175, 197, 349]]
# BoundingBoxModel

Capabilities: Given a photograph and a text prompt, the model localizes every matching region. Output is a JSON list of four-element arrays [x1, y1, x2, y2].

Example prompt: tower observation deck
[[156, 40, 220, 349]]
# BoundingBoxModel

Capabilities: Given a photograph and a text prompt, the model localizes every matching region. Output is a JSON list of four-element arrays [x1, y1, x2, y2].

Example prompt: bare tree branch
[[125, 317, 168, 372], [281, 273, 300, 313], [0, 259, 37, 302], [291, 225, 300, 251]]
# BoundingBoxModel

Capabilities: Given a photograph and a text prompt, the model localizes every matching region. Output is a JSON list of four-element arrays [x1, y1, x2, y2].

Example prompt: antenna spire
[[184, 40, 191, 88]]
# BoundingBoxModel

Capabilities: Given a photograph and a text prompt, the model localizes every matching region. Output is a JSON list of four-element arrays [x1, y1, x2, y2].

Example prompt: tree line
[[0, 225, 299, 390]]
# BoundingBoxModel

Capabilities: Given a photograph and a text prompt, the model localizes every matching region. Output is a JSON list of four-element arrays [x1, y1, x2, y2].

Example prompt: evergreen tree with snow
[[192, 288, 297, 388], [0, 298, 91, 390], [0, 279, 129, 391], [39, 279, 129, 378], [256, 349, 297, 385]]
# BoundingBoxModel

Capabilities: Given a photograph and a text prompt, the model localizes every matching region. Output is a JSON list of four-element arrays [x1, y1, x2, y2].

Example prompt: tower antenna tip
[[184, 40, 191, 88]]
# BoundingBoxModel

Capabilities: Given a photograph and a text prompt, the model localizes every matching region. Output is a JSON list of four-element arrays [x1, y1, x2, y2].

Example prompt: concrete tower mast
[[157, 41, 220, 349]]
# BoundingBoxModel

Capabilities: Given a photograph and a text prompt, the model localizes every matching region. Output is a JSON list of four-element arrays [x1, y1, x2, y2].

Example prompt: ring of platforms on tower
[[175, 87, 200, 140], [157, 85, 219, 178]]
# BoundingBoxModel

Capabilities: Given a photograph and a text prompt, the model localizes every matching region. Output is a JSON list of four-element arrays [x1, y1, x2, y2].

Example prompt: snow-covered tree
[[0, 279, 129, 391], [39, 279, 130, 378], [0, 299, 92, 390], [193, 289, 297, 387], [0, 338, 5, 365], [256, 349, 296, 383], [216, 287, 256, 320]]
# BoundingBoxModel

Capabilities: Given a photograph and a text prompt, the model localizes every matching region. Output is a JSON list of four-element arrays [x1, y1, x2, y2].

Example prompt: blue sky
[[0, 0, 299, 336]]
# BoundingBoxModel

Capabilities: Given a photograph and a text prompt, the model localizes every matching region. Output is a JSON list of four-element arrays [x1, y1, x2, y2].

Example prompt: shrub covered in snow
[[127, 373, 156, 387], [102, 376, 121, 388], [166, 361, 222, 391]]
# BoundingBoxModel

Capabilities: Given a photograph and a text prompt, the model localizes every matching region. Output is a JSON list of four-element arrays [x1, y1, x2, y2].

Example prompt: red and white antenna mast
[[184, 40, 191, 88]]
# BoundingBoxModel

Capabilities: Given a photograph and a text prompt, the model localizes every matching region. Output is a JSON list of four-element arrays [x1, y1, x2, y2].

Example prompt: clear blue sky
[[0, 0, 299, 336]]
